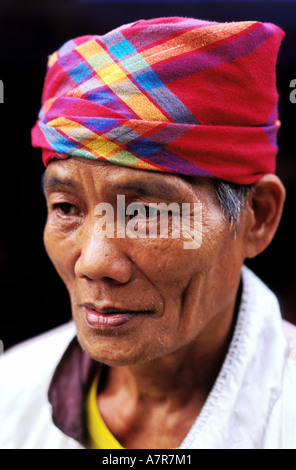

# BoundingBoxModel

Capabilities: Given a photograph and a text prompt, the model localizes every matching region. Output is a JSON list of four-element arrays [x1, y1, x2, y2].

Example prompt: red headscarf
[[31, 17, 284, 184]]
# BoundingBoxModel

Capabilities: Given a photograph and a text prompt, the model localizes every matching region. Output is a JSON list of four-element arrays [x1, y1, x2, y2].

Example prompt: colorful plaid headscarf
[[31, 17, 284, 184]]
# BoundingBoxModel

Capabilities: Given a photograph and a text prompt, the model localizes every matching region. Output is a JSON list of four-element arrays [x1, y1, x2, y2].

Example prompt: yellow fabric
[[87, 372, 179, 449], [86, 373, 124, 449]]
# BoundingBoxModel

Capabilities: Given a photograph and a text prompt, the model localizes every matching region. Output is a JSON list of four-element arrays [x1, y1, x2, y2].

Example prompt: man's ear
[[242, 175, 286, 259]]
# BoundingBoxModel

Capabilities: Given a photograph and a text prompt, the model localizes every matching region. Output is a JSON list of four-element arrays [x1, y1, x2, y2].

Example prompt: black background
[[1, 0, 296, 350]]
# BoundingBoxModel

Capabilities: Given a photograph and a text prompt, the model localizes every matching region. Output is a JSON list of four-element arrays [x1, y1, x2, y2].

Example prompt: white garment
[[1, 266, 296, 449]]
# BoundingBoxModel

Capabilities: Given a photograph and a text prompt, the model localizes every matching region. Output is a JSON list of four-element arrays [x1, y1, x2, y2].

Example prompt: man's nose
[[74, 225, 133, 284]]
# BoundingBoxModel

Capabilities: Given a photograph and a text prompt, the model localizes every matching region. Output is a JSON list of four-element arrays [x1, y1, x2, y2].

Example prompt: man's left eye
[[137, 205, 158, 218], [128, 204, 159, 219]]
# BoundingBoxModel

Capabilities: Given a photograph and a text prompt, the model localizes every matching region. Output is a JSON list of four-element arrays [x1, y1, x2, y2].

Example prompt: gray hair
[[214, 180, 252, 227]]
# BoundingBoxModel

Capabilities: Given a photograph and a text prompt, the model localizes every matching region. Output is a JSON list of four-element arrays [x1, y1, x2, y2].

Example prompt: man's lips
[[81, 303, 154, 329]]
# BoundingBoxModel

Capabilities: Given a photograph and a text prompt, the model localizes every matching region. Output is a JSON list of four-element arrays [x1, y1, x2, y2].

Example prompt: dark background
[[0, 0, 295, 350]]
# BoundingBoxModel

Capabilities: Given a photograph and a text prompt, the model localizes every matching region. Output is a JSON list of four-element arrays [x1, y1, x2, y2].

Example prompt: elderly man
[[1, 17, 296, 450]]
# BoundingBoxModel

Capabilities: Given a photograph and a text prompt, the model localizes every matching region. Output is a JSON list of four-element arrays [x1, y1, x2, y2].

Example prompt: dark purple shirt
[[48, 336, 99, 446]]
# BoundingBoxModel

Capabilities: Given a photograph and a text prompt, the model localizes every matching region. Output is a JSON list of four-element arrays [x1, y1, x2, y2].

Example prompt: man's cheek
[[178, 202, 203, 250], [43, 226, 76, 284]]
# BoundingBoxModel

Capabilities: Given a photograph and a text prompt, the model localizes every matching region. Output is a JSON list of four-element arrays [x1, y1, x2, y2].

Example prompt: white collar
[[180, 266, 286, 449]]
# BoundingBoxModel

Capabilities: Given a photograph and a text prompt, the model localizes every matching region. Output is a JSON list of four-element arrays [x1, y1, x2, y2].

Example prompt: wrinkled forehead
[[42, 157, 212, 201]]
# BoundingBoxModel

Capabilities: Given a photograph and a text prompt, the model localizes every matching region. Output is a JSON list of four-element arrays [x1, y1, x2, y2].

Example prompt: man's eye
[[129, 204, 158, 219], [53, 203, 81, 217], [137, 205, 158, 218]]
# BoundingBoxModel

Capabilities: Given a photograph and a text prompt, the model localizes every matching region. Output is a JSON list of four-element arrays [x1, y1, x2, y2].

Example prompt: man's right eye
[[53, 203, 82, 217]]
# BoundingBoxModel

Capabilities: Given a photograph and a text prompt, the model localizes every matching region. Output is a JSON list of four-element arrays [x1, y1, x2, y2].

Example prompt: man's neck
[[95, 301, 238, 449]]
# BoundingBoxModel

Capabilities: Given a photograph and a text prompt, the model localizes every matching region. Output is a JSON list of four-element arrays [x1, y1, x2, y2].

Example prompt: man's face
[[43, 158, 246, 367]]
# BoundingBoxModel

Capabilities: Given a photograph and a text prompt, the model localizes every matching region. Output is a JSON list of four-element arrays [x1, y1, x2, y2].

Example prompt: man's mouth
[[81, 303, 154, 329]]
